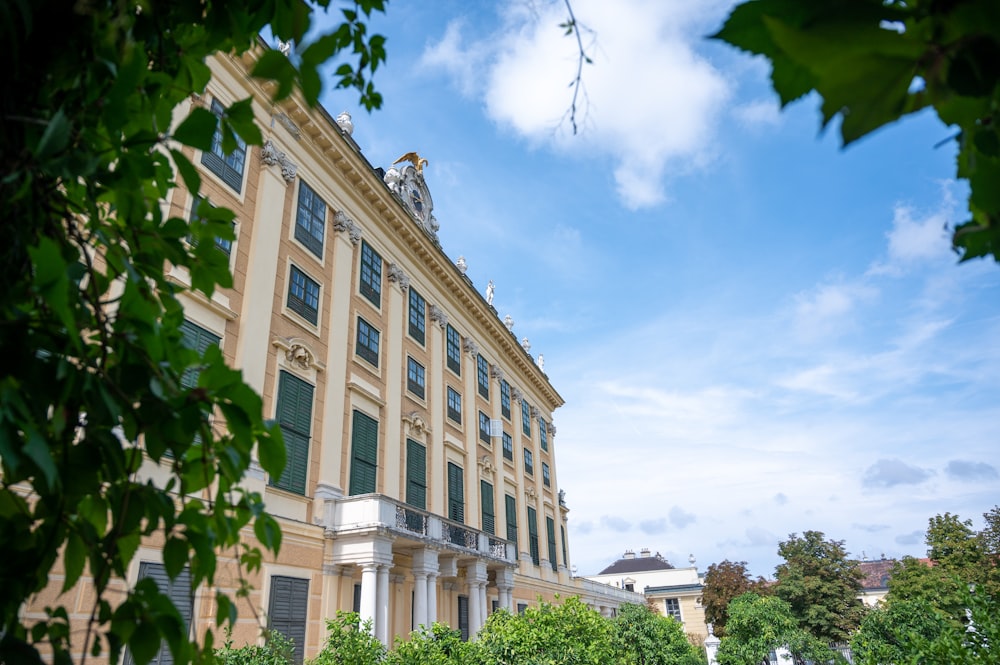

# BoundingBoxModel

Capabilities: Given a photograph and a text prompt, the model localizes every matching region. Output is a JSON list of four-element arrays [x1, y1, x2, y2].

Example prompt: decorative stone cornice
[[524, 485, 537, 501], [510, 386, 524, 403], [387, 263, 410, 291], [429, 304, 448, 328], [272, 336, 325, 372], [271, 112, 301, 140], [530, 406, 541, 420], [333, 210, 362, 245], [260, 139, 297, 182], [549, 422, 557, 436], [478, 454, 496, 478], [462, 338, 479, 357], [402, 411, 428, 436], [490, 364, 504, 382]]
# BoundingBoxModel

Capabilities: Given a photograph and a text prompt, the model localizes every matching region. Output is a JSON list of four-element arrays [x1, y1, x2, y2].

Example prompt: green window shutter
[[480, 480, 495, 535], [527, 507, 539, 566], [349, 410, 379, 495], [271, 371, 313, 495], [268, 576, 309, 665], [123, 562, 193, 665], [405, 439, 426, 509], [179, 319, 221, 389], [561, 525, 568, 566], [546, 517, 557, 571], [447, 462, 464, 523], [505, 495, 518, 558]]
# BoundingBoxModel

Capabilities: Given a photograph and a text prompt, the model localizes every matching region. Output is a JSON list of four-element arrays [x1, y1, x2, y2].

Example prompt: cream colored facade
[[23, 47, 643, 663], [586, 549, 708, 644]]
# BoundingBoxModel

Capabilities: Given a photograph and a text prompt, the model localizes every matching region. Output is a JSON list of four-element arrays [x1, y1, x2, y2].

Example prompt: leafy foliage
[[476, 597, 615, 665], [701, 560, 769, 637], [849, 599, 947, 665], [215, 629, 296, 665], [716, 593, 832, 665], [0, 1, 386, 664], [385, 623, 474, 665], [312, 612, 386, 665], [906, 586, 1000, 664], [774, 530, 865, 643], [712, 0, 1000, 262], [612, 602, 704, 665]]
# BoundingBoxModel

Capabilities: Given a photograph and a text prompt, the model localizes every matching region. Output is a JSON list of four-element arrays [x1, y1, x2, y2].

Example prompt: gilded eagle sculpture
[[394, 151, 428, 174]]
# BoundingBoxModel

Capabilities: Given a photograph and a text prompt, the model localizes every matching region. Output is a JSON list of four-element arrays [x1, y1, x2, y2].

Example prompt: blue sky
[[316, 0, 1000, 579]]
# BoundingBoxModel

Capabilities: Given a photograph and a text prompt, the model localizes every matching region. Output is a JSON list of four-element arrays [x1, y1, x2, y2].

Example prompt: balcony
[[329, 494, 516, 565]]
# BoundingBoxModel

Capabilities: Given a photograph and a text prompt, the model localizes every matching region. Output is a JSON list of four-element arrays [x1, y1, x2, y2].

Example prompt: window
[[408, 288, 425, 344], [458, 595, 469, 641], [546, 516, 558, 571], [625, 583, 635, 592], [446, 387, 462, 424], [539, 419, 548, 451], [405, 439, 426, 510], [447, 462, 464, 523], [287, 265, 320, 325], [476, 354, 489, 399], [502, 432, 513, 461], [201, 99, 246, 192], [478, 411, 491, 444], [189, 196, 234, 256], [542, 462, 551, 487], [480, 480, 494, 535], [407, 357, 425, 399], [123, 563, 192, 665], [179, 320, 221, 389], [500, 380, 511, 419], [268, 576, 309, 665], [271, 371, 313, 495], [517, 603, 528, 615], [560, 525, 568, 566], [355, 317, 380, 367], [527, 507, 540, 566], [523, 448, 533, 475], [446, 324, 461, 375], [360, 240, 382, 306], [664, 598, 682, 621], [295, 180, 326, 257], [521, 399, 531, 436], [505, 494, 518, 559], [349, 410, 378, 495]]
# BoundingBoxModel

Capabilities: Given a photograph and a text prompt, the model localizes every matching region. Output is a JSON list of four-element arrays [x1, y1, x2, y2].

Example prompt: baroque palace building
[[36, 46, 641, 664]]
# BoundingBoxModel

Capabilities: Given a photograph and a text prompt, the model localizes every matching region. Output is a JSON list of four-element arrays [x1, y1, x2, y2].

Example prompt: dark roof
[[598, 553, 675, 575], [857, 559, 895, 590]]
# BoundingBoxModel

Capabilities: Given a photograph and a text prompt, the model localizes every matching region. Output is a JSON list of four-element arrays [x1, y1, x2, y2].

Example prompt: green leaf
[[173, 107, 218, 151], [256, 425, 286, 479], [224, 98, 262, 146], [62, 532, 86, 593], [35, 108, 71, 160], [170, 149, 201, 196], [163, 537, 188, 580], [253, 513, 282, 552], [251, 50, 297, 101]]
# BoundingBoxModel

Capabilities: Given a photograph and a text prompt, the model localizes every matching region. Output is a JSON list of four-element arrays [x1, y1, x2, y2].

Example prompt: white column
[[467, 580, 481, 637], [376, 565, 391, 645], [427, 572, 438, 627], [359, 563, 378, 635], [479, 581, 488, 627], [413, 572, 428, 631]]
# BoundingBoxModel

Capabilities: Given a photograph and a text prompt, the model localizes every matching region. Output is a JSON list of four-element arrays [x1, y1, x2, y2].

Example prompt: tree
[[905, 586, 999, 665], [712, 0, 1000, 263], [886, 556, 968, 625], [701, 560, 769, 638], [476, 597, 615, 665], [849, 599, 948, 665], [774, 531, 865, 644], [0, 1, 386, 664], [715, 593, 832, 665], [312, 612, 386, 665], [611, 602, 704, 665], [386, 623, 474, 665]]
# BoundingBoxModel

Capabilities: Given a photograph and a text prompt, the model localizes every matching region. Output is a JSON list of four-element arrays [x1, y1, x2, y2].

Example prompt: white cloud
[[731, 98, 782, 129], [422, 0, 732, 209], [868, 191, 955, 276]]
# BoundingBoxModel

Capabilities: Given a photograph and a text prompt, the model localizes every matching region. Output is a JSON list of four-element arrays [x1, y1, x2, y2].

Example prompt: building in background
[[20, 44, 643, 665], [586, 548, 709, 644]]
